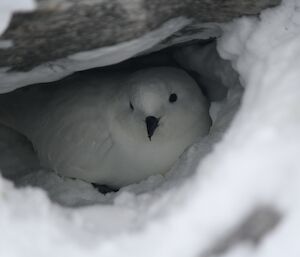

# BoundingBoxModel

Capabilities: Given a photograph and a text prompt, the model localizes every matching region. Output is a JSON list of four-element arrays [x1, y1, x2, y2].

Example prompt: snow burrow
[[1, 0, 300, 256], [0, 39, 239, 205]]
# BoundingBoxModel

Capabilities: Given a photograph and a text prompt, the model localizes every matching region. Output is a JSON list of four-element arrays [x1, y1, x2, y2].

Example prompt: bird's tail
[[0, 97, 16, 130], [0, 89, 27, 131], [0, 84, 52, 133]]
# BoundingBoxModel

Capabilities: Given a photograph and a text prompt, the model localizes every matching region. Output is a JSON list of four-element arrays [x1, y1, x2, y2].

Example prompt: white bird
[[0, 67, 211, 188]]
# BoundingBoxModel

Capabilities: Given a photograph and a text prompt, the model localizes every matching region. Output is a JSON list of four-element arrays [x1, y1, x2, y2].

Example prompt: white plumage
[[0, 67, 211, 187]]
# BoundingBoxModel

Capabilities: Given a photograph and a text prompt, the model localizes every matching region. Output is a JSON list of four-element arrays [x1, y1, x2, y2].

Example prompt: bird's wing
[[31, 98, 115, 182]]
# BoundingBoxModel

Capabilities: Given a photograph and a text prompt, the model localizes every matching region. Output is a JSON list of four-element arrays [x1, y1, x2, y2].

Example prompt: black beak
[[145, 116, 159, 141]]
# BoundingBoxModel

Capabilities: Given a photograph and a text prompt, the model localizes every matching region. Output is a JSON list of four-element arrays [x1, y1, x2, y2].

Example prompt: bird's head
[[111, 67, 211, 146]]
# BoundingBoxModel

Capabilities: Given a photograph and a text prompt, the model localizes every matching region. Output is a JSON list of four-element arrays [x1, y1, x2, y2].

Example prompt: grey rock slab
[[0, 0, 281, 71], [0, 0, 281, 91]]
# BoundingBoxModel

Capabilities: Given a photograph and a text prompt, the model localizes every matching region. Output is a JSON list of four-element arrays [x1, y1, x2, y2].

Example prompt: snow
[[0, 0, 35, 35], [0, 40, 13, 49], [1, 0, 300, 256]]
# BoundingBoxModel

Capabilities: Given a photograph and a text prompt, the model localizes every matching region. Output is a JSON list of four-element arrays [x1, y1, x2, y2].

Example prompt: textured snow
[[1, 0, 300, 256]]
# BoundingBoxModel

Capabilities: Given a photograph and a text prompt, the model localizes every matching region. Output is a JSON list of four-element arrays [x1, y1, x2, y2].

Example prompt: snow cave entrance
[[0, 40, 242, 207]]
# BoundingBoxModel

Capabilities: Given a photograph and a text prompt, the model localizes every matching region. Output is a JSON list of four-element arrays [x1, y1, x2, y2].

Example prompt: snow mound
[[1, 0, 300, 256]]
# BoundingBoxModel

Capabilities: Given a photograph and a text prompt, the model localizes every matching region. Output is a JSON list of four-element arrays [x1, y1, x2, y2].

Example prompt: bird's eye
[[130, 101, 134, 111], [169, 93, 177, 103]]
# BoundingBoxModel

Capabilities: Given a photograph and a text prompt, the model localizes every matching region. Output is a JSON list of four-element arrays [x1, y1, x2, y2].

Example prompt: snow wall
[[1, 0, 300, 256]]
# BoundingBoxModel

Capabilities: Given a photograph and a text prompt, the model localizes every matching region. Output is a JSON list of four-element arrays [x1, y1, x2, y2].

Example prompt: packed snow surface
[[1, 0, 300, 256]]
